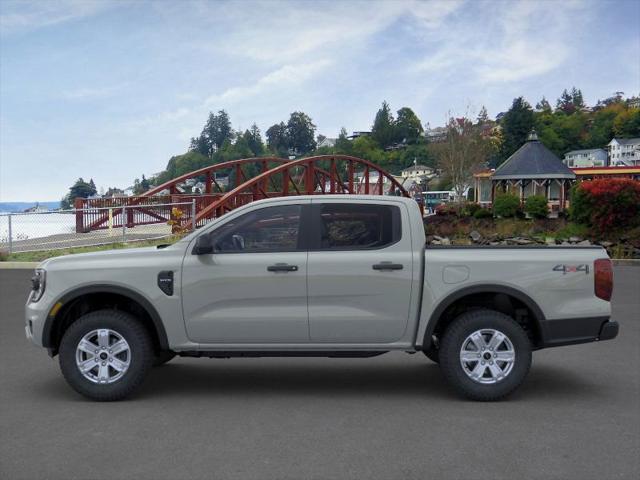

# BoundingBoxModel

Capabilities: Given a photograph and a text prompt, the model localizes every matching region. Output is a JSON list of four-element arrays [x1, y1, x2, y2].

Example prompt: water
[[0, 212, 76, 243]]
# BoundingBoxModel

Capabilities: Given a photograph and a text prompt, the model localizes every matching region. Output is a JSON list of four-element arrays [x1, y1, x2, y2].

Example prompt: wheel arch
[[422, 284, 547, 350], [42, 285, 169, 356]]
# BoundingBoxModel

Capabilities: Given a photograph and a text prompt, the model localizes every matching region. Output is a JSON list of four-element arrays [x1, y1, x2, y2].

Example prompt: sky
[[1, 0, 639, 202]]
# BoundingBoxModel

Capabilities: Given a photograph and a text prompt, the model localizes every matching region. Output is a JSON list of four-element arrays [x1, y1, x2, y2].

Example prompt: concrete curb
[[0, 262, 39, 269]]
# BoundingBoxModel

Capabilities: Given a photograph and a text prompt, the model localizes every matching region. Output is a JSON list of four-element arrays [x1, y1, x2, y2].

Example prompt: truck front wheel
[[439, 309, 532, 401], [58, 310, 154, 401]]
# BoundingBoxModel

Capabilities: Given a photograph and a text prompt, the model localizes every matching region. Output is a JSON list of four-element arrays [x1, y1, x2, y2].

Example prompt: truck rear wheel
[[59, 310, 154, 401], [439, 309, 532, 401]]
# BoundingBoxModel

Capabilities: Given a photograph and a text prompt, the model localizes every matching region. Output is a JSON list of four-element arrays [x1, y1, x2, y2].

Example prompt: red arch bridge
[[75, 155, 413, 233]]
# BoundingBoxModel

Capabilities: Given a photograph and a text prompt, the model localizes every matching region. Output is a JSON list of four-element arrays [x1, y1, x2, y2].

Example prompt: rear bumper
[[541, 316, 619, 348]]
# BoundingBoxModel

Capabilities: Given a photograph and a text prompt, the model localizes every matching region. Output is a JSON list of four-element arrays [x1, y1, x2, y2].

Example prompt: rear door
[[181, 202, 310, 343], [307, 200, 414, 343]]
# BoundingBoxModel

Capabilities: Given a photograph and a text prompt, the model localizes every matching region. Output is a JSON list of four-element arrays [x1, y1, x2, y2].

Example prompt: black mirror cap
[[192, 235, 213, 255]]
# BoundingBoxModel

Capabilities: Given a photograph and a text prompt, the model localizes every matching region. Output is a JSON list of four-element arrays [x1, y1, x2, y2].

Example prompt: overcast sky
[[1, 0, 639, 202]]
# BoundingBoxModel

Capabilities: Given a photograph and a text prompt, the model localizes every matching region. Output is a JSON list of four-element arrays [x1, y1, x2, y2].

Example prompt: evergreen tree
[[200, 110, 233, 155], [556, 89, 576, 114], [335, 127, 352, 154], [371, 101, 395, 148], [499, 97, 535, 163], [535, 97, 552, 113], [571, 87, 585, 110], [477, 106, 490, 124], [243, 123, 264, 156]]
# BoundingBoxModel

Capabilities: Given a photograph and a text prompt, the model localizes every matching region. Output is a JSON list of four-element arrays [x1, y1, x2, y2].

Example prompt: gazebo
[[474, 131, 576, 215]]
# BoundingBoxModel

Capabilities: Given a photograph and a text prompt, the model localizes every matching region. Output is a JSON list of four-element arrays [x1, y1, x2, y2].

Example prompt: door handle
[[267, 264, 299, 272], [372, 262, 403, 271]]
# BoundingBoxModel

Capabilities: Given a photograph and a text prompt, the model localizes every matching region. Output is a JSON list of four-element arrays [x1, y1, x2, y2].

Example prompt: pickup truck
[[25, 195, 618, 401]]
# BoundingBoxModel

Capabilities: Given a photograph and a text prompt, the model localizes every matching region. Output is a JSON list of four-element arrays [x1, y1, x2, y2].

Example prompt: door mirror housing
[[193, 234, 214, 255]]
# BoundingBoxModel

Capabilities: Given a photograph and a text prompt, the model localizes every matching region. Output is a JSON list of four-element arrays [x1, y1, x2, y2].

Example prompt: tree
[[395, 107, 424, 144], [571, 87, 585, 111], [266, 122, 289, 155], [477, 106, 490, 124], [286, 111, 316, 155], [61, 178, 98, 208], [371, 101, 395, 148], [613, 109, 640, 137], [499, 97, 535, 163], [335, 127, 352, 154], [556, 89, 574, 114], [436, 115, 489, 200], [535, 97, 552, 113], [200, 110, 233, 155], [243, 123, 264, 156]]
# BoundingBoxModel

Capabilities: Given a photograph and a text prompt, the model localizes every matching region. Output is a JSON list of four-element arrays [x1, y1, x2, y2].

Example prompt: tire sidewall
[[440, 310, 532, 400], [59, 310, 153, 401]]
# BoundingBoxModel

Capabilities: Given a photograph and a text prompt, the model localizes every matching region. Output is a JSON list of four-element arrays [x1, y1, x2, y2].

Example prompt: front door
[[182, 203, 310, 344], [307, 201, 414, 343]]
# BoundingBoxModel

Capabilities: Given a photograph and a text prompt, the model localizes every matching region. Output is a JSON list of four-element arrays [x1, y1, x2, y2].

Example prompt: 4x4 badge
[[553, 264, 589, 275]]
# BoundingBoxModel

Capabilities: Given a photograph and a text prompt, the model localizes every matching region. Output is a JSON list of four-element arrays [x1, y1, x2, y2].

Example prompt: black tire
[[153, 351, 176, 367], [422, 345, 439, 363], [439, 309, 532, 401], [59, 309, 154, 401]]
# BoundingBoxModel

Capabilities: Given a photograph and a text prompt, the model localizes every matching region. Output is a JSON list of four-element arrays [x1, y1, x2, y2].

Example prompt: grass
[[1, 236, 182, 263]]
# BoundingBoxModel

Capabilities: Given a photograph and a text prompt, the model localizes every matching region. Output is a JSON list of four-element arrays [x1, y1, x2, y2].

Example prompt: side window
[[210, 205, 302, 253], [317, 203, 401, 250]]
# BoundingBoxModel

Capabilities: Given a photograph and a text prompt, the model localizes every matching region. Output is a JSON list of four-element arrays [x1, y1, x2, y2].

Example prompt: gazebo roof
[[493, 131, 576, 180]]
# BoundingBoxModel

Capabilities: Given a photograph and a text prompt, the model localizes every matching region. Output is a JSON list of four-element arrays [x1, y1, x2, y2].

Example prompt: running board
[[177, 350, 389, 359]]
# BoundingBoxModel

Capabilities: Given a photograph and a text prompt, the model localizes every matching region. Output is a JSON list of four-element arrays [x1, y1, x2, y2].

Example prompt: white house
[[401, 162, 435, 181], [608, 138, 640, 166], [563, 148, 608, 168]]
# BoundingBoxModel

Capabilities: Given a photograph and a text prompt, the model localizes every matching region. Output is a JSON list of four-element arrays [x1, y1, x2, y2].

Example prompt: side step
[[177, 350, 389, 359]]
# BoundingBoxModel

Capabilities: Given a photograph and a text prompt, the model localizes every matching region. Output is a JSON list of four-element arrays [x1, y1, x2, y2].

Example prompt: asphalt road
[[1, 267, 638, 480]]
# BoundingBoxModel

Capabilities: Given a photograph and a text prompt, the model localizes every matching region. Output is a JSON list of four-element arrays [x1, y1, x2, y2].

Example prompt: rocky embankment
[[427, 231, 639, 258]]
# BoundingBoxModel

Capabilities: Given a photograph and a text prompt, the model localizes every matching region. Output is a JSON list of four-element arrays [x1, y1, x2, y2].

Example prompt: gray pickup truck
[[25, 195, 618, 401]]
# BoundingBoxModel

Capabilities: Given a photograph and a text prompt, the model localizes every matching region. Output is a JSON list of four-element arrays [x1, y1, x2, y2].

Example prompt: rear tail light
[[594, 258, 613, 301]]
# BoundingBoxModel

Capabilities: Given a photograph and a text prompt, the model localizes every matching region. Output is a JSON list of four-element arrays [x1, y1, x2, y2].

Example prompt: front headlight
[[30, 268, 46, 302]]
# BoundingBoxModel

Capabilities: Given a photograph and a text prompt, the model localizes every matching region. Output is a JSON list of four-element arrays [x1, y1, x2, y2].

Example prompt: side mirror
[[193, 234, 214, 255]]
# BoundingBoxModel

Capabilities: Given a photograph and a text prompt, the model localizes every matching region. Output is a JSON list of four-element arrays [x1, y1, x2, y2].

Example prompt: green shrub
[[524, 195, 549, 219], [493, 193, 521, 218], [473, 208, 493, 219], [461, 202, 481, 217]]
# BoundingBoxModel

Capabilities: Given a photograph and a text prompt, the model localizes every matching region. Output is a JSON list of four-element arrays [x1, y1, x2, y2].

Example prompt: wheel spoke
[[78, 358, 97, 374], [97, 329, 110, 348], [460, 351, 480, 363], [97, 363, 110, 382], [77, 339, 97, 355], [487, 362, 504, 379], [470, 332, 486, 350], [494, 350, 515, 363], [110, 340, 129, 355], [470, 361, 486, 380], [110, 357, 129, 372], [487, 331, 505, 351]]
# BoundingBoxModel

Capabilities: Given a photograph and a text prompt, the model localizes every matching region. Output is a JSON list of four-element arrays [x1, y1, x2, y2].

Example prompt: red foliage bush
[[570, 179, 640, 234]]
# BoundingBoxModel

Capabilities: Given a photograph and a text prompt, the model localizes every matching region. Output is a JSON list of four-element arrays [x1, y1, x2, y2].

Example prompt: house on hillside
[[473, 130, 576, 216], [317, 137, 337, 148], [563, 148, 608, 168], [608, 138, 640, 166]]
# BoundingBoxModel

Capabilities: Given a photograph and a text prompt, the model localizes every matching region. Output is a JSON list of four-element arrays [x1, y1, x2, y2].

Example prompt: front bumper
[[541, 316, 619, 348]]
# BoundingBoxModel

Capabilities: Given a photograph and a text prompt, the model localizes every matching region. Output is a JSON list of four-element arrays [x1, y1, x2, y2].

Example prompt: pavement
[[1, 267, 638, 480]]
